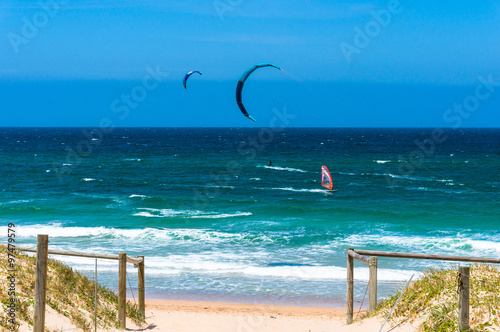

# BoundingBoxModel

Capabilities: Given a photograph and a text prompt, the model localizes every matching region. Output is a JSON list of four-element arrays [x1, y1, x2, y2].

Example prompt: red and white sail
[[321, 165, 333, 190]]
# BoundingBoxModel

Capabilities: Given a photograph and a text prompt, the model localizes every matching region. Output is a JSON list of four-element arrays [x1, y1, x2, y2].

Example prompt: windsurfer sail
[[321, 165, 333, 190]]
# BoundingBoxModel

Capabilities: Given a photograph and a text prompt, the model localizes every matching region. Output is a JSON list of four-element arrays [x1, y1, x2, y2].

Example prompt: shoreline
[[143, 299, 350, 318], [141, 293, 352, 309]]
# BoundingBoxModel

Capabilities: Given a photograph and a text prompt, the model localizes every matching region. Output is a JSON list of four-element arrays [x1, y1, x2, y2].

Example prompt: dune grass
[[371, 263, 500, 331], [0, 247, 143, 331]]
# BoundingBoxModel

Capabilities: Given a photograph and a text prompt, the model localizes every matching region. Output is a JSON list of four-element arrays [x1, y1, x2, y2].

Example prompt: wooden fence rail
[[352, 249, 500, 264], [16, 245, 144, 264], [346, 248, 500, 329], [10, 237, 145, 330]]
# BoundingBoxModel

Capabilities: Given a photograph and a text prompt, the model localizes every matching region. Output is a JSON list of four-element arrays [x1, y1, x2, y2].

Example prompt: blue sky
[[1, 0, 499, 127]]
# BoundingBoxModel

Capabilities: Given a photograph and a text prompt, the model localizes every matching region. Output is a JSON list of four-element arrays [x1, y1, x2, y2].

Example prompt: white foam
[[192, 212, 252, 219], [133, 208, 252, 219], [133, 208, 205, 218], [205, 185, 235, 189], [1, 242, 420, 281], [342, 234, 500, 256], [404, 186, 466, 194], [383, 173, 435, 182], [249, 178, 261, 181], [1, 199, 35, 205], [9, 224, 273, 244], [261, 165, 307, 173], [133, 212, 163, 218], [270, 187, 330, 194], [375, 160, 391, 164], [242, 266, 416, 281], [82, 178, 96, 182], [129, 194, 147, 198], [63, 253, 418, 281], [337, 172, 356, 176]]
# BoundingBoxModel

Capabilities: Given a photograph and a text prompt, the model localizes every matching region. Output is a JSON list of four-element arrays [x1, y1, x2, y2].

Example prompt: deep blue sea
[[1, 127, 499, 307]]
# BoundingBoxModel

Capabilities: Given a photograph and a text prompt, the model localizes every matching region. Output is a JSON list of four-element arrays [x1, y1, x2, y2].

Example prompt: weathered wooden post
[[34, 234, 49, 332], [368, 256, 378, 313], [346, 248, 354, 324], [138, 255, 145, 321], [118, 252, 127, 329], [94, 259, 97, 332], [458, 266, 470, 331]]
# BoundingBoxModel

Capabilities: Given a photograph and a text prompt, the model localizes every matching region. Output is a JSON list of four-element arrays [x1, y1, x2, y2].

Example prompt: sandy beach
[[21, 298, 419, 332], [122, 300, 419, 332]]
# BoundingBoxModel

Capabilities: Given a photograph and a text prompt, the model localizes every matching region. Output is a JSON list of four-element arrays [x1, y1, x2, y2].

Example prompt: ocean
[[1, 127, 499, 308]]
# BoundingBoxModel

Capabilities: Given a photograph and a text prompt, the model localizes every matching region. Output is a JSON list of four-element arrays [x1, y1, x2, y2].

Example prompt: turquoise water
[[1, 127, 499, 307]]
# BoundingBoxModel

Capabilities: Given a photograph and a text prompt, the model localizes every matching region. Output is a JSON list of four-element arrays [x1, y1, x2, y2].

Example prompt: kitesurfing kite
[[321, 165, 337, 191], [183, 71, 202, 89], [236, 63, 282, 121]]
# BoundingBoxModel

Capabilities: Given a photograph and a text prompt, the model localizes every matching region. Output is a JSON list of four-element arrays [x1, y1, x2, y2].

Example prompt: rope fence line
[[6, 238, 498, 330], [127, 270, 137, 307], [5, 237, 146, 331], [346, 248, 500, 330]]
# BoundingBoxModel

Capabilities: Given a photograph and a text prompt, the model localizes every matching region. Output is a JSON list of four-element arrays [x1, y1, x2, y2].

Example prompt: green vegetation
[[371, 264, 500, 331], [0, 247, 144, 331]]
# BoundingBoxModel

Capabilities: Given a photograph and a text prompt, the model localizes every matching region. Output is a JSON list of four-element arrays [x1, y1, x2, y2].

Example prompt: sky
[[0, 0, 499, 127]]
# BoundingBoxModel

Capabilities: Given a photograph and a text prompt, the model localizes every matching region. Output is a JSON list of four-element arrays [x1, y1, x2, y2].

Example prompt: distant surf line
[[260, 165, 307, 173]]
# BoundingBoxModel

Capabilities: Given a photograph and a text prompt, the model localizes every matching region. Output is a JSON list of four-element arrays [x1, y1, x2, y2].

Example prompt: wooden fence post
[[118, 252, 127, 329], [369, 256, 378, 313], [138, 255, 145, 321], [346, 248, 354, 324], [458, 266, 470, 331], [33, 235, 49, 332]]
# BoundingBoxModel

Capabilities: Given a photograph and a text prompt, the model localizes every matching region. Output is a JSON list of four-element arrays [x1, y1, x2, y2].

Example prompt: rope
[[422, 166, 500, 205], [127, 270, 137, 306], [280, 69, 314, 88], [386, 316, 411, 332], [278, 68, 357, 114], [353, 282, 368, 292], [379, 274, 414, 332], [355, 282, 369, 320]]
